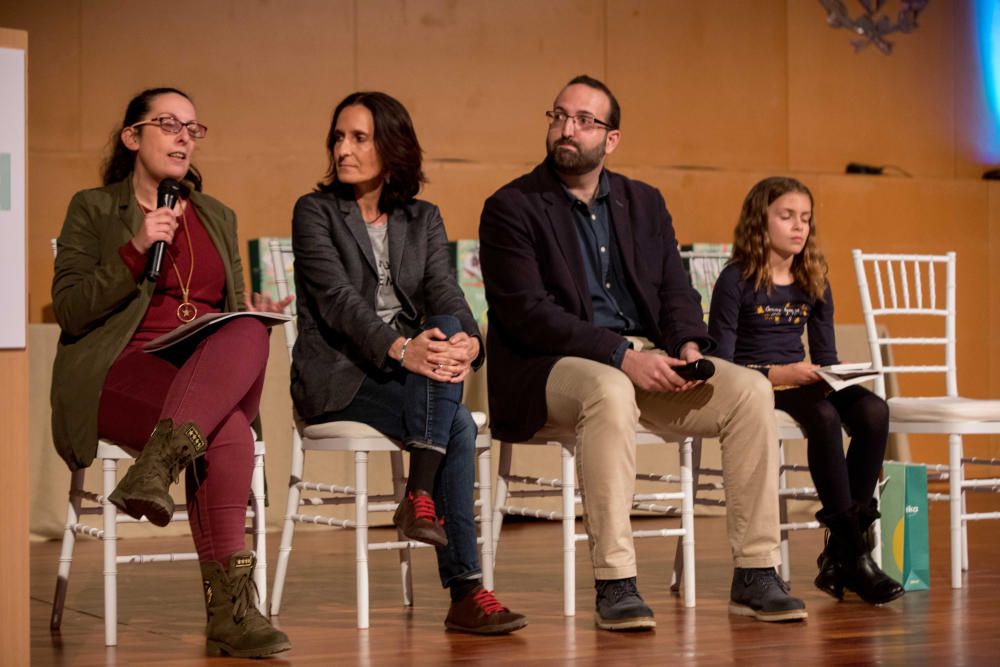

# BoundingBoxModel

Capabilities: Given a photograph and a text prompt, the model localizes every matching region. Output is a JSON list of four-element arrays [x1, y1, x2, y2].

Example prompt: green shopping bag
[[880, 462, 931, 590]]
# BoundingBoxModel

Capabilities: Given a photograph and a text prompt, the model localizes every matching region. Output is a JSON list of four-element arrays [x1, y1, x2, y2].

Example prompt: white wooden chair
[[50, 439, 267, 646], [265, 240, 494, 629], [852, 250, 1000, 589], [492, 430, 696, 616], [679, 248, 827, 582], [48, 238, 267, 646]]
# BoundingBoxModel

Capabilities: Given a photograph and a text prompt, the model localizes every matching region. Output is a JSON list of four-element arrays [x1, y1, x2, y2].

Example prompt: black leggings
[[774, 383, 889, 515]]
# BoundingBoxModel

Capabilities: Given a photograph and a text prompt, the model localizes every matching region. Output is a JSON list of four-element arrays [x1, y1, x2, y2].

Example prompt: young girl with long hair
[[708, 176, 904, 605]]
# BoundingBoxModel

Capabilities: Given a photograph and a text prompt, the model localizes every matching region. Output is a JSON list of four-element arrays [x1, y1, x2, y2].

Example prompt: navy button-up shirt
[[563, 171, 643, 366]]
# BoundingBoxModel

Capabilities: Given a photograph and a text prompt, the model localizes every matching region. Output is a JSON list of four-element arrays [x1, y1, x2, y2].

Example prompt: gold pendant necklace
[[172, 204, 197, 323]]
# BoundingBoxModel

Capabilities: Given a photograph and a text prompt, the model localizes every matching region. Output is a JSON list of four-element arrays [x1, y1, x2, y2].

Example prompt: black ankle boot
[[852, 500, 905, 604], [814, 526, 844, 600], [815, 504, 904, 605]]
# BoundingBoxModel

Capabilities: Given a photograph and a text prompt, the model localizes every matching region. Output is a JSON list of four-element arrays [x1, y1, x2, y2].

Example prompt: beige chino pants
[[541, 339, 781, 580]]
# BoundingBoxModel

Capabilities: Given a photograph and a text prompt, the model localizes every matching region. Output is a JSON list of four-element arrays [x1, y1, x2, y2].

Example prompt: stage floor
[[30, 493, 1000, 666]]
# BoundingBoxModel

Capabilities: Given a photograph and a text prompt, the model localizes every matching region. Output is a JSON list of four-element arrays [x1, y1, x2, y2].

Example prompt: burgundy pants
[[98, 317, 269, 564]]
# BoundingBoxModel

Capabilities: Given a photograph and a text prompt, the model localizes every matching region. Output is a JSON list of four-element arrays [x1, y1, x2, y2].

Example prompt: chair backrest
[[679, 244, 732, 320], [851, 250, 957, 398], [268, 238, 299, 361]]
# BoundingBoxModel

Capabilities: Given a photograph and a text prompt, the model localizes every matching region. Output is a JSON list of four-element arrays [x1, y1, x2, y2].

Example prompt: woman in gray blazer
[[290, 91, 525, 635]]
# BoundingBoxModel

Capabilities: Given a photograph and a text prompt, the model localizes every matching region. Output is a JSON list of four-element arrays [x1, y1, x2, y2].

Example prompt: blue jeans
[[317, 315, 481, 588]]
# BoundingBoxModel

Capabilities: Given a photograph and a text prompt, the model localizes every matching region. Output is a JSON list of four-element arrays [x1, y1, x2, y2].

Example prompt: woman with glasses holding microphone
[[51, 87, 291, 658]]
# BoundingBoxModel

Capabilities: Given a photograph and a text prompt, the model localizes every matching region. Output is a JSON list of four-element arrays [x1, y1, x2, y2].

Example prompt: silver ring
[[437, 363, 444, 370]]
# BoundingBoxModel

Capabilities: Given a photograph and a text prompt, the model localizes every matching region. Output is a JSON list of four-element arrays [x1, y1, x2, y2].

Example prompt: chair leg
[[959, 444, 969, 572], [680, 437, 696, 608], [961, 489, 969, 571], [476, 436, 495, 591], [390, 450, 413, 607], [949, 434, 963, 589], [250, 447, 267, 615], [355, 451, 370, 629], [51, 468, 85, 631], [561, 444, 576, 618], [102, 457, 119, 647], [777, 440, 791, 583], [270, 430, 305, 617], [492, 442, 512, 559], [673, 436, 704, 591]]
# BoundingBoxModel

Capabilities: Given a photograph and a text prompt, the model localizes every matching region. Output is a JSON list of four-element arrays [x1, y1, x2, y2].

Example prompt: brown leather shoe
[[392, 490, 448, 547], [445, 586, 527, 635]]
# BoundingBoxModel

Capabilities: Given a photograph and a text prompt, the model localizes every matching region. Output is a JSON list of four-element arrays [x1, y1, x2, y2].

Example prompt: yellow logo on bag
[[892, 516, 905, 570]]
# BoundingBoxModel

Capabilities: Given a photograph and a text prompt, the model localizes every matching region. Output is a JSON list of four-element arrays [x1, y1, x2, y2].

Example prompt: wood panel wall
[[1, 0, 995, 465]]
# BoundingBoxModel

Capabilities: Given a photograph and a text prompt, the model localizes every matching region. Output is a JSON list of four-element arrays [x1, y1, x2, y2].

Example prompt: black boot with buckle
[[108, 418, 208, 527]]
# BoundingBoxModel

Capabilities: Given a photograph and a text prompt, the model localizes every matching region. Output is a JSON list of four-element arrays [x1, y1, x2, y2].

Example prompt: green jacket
[[51, 177, 246, 470]]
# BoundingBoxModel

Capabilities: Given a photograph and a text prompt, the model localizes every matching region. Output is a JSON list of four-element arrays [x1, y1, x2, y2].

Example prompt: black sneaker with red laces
[[445, 586, 528, 635], [393, 489, 448, 547]]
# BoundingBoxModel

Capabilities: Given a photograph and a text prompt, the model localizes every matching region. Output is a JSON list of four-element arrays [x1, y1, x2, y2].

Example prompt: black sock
[[406, 447, 444, 494], [450, 577, 480, 602]]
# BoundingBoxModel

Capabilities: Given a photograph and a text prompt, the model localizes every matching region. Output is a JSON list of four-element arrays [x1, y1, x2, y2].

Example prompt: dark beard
[[546, 138, 605, 176]]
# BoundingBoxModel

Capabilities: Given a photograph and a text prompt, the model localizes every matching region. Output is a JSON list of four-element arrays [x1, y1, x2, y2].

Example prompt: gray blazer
[[290, 191, 481, 421]]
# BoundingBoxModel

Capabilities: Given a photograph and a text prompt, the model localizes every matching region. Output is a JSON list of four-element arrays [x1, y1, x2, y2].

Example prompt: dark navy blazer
[[479, 161, 712, 442]]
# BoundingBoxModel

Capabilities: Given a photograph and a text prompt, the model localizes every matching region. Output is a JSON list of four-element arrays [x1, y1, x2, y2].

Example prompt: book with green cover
[[679, 243, 731, 322], [248, 237, 294, 300], [448, 240, 487, 326]]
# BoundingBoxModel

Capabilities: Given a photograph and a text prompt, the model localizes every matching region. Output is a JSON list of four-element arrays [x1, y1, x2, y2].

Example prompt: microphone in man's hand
[[146, 178, 185, 281], [673, 358, 715, 382]]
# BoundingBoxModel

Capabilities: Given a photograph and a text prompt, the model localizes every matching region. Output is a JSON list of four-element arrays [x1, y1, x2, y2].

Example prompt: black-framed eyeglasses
[[130, 113, 208, 139], [545, 110, 613, 132]]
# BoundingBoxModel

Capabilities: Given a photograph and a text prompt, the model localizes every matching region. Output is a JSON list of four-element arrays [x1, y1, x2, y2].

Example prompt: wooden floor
[[30, 493, 1000, 666]]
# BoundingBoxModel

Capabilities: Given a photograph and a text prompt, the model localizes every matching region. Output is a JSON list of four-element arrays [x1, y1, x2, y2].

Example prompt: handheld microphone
[[146, 178, 185, 282], [673, 358, 715, 382]]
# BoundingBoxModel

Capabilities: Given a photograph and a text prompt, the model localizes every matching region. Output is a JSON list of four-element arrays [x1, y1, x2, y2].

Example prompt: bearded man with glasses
[[479, 75, 807, 630]]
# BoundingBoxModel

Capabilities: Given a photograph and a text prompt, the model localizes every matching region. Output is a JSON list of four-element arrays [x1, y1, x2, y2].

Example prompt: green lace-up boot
[[201, 551, 291, 658], [108, 418, 207, 526]]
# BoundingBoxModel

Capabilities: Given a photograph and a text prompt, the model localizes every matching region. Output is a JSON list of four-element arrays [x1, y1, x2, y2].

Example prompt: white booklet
[[142, 311, 291, 353], [816, 362, 878, 392]]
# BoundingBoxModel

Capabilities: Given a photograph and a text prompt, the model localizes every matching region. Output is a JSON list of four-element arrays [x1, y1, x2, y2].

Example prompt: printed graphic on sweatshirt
[[756, 302, 809, 325]]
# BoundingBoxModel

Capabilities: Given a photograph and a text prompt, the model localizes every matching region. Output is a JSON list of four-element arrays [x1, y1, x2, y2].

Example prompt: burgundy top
[[118, 201, 226, 348]]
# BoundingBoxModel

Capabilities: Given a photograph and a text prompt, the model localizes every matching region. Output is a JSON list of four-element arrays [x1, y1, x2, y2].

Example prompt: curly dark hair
[[101, 87, 203, 191], [316, 91, 426, 209], [731, 176, 828, 300]]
